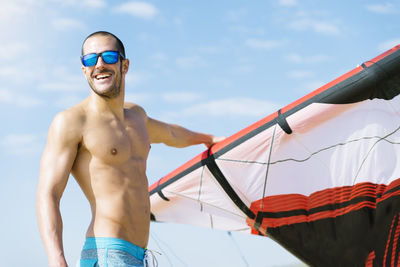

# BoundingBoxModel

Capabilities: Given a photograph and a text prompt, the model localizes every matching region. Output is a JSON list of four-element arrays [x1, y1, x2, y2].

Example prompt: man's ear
[[81, 65, 87, 75], [122, 59, 130, 74]]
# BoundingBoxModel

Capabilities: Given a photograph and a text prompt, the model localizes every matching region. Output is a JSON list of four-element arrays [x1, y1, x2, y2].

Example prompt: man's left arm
[[147, 116, 223, 148], [125, 102, 223, 148]]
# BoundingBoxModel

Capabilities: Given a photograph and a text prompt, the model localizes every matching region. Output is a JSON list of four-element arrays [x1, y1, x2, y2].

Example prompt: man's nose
[[95, 55, 106, 68]]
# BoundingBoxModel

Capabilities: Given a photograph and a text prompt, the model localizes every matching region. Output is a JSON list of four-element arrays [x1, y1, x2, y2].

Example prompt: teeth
[[95, 74, 111, 79]]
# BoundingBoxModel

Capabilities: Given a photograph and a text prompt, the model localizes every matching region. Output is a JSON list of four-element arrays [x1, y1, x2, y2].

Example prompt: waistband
[[83, 237, 146, 261]]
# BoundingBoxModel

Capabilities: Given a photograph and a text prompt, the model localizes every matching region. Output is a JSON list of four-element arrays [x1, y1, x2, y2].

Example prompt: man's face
[[81, 35, 129, 98]]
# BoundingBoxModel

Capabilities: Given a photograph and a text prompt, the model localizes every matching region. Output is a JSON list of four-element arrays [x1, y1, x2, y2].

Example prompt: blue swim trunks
[[79, 237, 146, 267]]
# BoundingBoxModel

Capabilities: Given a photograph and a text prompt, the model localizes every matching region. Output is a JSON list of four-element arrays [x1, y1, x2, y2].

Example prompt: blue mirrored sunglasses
[[81, 50, 124, 67]]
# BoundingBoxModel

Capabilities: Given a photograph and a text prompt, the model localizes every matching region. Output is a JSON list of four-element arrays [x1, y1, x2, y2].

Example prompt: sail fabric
[[149, 45, 400, 266]]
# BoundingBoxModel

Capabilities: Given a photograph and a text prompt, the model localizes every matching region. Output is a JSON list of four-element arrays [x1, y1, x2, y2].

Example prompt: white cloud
[[0, 88, 43, 108], [229, 26, 264, 36], [0, 1, 33, 22], [231, 64, 255, 75], [39, 82, 86, 92], [287, 70, 315, 79], [173, 17, 183, 26], [0, 66, 20, 77], [38, 67, 86, 92], [0, 133, 43, 156], [366, 3, 396, 14], [288, 18, 340, 35], [82, 0, 106, 8], [278, 0, 298, 7], [0, 64, 46, 85], [16, 95, 44, 107], [149, 53, 169, 69], [284, 53, 302, 63], [136, 33, 156, 42], [0, 1, 40, 46], [245, 39, 283, 50], [0, 133, 36, 147], [54, 95, 82, 109], [150, 52, 169, 63], [176, 55, 207, 68], [377, 38, 400, 52], [0, 42, 30, 61], [195, 45, 221, 54], [114, 1, 159, 19], [162, 92, 202, 103], [48, 0, 106, 8], [125, 71, 152, 87], [0, 89, 12, 103], [172, 97, 280, 118], [284, 53, 329, 64], [52, 17, 85, 31], [125, 93, 153, 104], [225, 8, 247, 22]]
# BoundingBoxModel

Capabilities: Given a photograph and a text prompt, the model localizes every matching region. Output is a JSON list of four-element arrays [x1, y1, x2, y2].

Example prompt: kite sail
[[149, 44, 400, 266]]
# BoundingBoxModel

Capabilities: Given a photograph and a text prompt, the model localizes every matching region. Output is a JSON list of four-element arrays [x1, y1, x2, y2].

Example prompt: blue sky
[[1, 0, 400, 266]]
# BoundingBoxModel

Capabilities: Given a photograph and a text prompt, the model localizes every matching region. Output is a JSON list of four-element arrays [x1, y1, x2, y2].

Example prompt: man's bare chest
[[82, 116, 150, 164]]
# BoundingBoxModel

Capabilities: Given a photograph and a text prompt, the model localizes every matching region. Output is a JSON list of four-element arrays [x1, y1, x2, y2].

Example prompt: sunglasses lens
[[102, 51, 119, 64], [82, 51, 120, 66], [82, 53, 98, 67]]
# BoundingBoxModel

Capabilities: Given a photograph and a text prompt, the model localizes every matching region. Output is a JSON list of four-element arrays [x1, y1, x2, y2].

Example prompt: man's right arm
[[36, 111, 82, 267]]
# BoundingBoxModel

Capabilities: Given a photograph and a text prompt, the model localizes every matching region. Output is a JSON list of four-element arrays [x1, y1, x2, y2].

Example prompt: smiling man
[[36, 31, 222, 267]]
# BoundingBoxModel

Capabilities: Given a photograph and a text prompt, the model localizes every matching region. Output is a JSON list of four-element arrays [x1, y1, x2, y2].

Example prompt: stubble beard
[[89, 67, 122, 99]]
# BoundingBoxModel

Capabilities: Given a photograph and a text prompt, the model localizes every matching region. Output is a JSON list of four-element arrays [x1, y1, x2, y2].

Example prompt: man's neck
[[88, 90, 125, 120]]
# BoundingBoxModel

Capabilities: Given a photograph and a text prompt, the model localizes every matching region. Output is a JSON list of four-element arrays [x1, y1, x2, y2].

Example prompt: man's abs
[[72, 152, 151, 249], [86, 188, 150, 249]]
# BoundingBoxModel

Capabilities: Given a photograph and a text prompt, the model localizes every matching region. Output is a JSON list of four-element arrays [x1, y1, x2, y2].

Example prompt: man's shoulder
[[56, 102, 85, 121], [124, 102, 147, 118], [50, 102, 86, 136]]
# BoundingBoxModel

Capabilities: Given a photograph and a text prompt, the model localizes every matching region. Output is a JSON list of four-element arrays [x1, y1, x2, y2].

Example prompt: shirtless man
[[36, 31, 222, 267]]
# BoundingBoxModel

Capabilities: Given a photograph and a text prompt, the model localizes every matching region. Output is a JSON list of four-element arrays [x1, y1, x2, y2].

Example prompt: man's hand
[[204, 135, 226, 148]]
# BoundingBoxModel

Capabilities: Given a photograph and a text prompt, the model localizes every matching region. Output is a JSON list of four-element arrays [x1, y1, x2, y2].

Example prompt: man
[[36, 31, 222, 267]]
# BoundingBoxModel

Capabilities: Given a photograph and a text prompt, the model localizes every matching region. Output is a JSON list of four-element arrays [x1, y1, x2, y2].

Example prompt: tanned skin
[[36, 34, 223, 267]]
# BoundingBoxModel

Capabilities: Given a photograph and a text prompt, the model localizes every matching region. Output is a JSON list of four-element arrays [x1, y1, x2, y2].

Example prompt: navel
[[111, 148, 118, 155]]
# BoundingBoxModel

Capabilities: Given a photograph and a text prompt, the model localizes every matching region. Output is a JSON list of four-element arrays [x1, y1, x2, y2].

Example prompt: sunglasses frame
[[81, 50, 125, 67]]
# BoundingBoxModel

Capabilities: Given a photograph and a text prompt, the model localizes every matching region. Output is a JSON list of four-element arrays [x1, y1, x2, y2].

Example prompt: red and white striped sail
[[149, 45, 400, 266]]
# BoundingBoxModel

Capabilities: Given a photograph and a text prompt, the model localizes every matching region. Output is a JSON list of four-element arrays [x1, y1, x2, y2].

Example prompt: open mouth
[[94, 72, 112, 81]]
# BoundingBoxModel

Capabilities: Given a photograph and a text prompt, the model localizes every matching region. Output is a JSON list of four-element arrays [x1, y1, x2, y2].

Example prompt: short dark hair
[[81, 31, 126, 58]]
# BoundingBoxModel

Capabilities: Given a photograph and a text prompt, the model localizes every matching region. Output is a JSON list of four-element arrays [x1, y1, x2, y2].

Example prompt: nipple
[[111, 148, 118, 155]]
